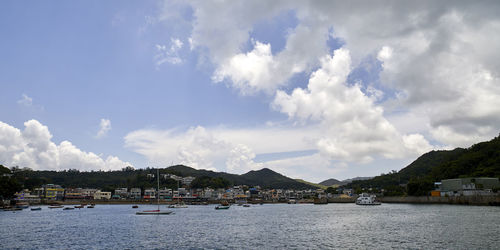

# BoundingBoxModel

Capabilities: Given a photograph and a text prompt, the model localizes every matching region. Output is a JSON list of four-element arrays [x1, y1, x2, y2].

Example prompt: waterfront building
[[158, 188, 172, 200], [14, 190, 41, 204], [144, 188, 156, 199], [81, 188, 100, 199], [130, 188, 142, 199], [39, 184, 65, 201], [114, 188, 128, 199], [93, 191, 111, 200], [437, 177, 500, 196], [65, 188, 85, 200]]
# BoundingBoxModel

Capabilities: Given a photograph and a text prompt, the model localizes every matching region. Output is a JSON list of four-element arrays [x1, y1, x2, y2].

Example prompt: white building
[[94, 191, 111, 200]]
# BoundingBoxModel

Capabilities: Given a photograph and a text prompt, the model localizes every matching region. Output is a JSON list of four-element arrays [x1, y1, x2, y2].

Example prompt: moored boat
[[355, 193, 381, 205], [48, 205, 64, 209], [215, 205, 230, 210], [132, 205, 139, 208], [136, 210, 173, 215], [30, 207, 42, 211], [74, 205, 85, 208], [136, 168, 173, 215], [63, 207, 74, 210]]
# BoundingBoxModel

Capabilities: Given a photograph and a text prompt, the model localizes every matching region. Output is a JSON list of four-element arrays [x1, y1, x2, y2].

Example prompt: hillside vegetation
[[347, 134, 500, 195], [6, 165, 317, 192]]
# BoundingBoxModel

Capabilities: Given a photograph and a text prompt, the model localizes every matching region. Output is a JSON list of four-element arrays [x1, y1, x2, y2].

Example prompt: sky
[[1, 1, 500, 183]]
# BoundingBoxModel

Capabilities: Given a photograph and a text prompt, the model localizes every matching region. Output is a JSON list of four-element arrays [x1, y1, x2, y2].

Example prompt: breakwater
[[379, 195, 500, 206]]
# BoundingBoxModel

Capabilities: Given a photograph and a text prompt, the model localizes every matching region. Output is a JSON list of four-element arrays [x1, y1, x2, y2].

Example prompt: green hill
[[6, 165, 317, 192], [347, 134, 500, 195], [318, 178, 341, 186]]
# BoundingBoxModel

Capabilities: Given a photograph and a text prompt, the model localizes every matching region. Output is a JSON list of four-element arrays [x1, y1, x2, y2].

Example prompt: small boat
[[242, 204, 250, 207], [87, 205, 95, 208], [136, 168, 173, 215], [215, 205, 230, 210], [355, 193, 381, 205], [136, 210, 173, 215], [74, 205, 85, 208], [48, 205, 64, 209], [3, 207, 22, 211], [168, 202, 188, 208], [30, 207, 42, 211], [16, 202, 30, 209], [132, 205, 139, 209], [63, 207, 74, 210]]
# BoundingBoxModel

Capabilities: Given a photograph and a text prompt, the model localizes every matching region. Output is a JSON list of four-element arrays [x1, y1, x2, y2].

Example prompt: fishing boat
[[215, 200, 230, 210], [355, 193, 381, 205], [16, 202, 29, 209], [30, 207, 42, 211], [168, 199, 188, 208], [136, 168, 173, 215]]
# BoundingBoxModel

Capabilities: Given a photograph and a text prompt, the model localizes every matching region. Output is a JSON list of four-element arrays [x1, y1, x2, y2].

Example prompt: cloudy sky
[[1, 1, 500, 182]]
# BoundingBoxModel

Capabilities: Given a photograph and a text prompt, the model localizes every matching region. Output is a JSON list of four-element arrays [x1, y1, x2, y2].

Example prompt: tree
[[0, 165, 22, 199], [326, 186, 336, 194]]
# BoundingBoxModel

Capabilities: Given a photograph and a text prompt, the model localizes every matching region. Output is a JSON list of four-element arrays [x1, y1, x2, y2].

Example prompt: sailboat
[[168, 180, 188, 208], [136, 168, 173, 215]]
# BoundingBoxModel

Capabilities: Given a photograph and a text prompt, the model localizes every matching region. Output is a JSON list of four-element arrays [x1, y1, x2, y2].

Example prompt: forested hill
[[5, 165, 317, 192], [346, 134, 500, 194]]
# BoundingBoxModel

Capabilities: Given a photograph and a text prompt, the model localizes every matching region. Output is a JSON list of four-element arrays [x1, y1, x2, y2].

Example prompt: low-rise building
[[130, 188, 142, 199], [144, 188, 156, 199], [158, 188, 172, 200], [437, 177, 500, 196], [94, 191, 111, 200], [114, 188, 128, 199]]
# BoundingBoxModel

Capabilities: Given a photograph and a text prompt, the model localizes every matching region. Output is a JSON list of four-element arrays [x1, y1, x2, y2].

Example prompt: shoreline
[[9, 195, 500, 206]]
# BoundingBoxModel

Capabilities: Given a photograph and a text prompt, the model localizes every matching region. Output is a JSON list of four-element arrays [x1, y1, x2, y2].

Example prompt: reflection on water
[[1, 203, 499, 249]]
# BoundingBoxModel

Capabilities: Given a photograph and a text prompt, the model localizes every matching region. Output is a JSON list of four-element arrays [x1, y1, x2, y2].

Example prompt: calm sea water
[[1, 203, 499, 249]]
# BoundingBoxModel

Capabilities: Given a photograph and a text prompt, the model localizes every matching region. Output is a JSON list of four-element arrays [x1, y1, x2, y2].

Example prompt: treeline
[[346, 134, 500, 196], [5, 166, 232, 193], [1, 164, 317, 194]]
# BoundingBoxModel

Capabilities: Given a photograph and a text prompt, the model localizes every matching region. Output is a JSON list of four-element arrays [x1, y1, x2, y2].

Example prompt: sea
[[1, 203, 499, 249]]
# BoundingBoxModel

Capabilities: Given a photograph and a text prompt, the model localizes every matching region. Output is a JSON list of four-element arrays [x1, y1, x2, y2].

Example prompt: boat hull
[[136, 210, 173, 215], [215, 205, 230, 210]]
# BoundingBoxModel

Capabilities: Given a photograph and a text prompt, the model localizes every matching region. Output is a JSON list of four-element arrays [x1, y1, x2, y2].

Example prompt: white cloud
[[96, 118, 111, 138], [0, 120, 132, 171], [166, 1, 500, 150], [213, 41, 278, 95], [273, 48, 433, 162], [17, 94, 33, 107], [154, 38, 184, 67]]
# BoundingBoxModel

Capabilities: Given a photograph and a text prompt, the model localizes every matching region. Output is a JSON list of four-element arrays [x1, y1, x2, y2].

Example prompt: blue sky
[[1, 1, 500, 182]]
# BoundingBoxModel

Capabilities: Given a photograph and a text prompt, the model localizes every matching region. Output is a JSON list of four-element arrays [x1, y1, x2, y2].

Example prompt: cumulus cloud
[[96, 118, 111, 138], [0, 120, 132, 171], [164, 1, 500, 150], [273, 48, 433, 162], [17, 94, 33, 107]]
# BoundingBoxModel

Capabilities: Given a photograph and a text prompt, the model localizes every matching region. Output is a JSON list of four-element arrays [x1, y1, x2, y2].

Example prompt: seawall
[[379, 195, 500, 206]]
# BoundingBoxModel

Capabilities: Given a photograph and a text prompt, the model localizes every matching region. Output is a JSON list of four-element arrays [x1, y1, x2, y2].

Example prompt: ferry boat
[[355, 193, 381, 205]]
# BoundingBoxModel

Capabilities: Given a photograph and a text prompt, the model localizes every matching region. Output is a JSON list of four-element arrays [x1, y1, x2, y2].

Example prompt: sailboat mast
[[157, 168, 160, 209]]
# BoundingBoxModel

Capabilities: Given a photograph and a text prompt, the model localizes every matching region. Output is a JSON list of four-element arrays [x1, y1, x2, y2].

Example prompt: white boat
[[355, 193, 381, 205], [136, 210, 173, 215], [136, 168, 173, 215], [168, 203, 188, 208]]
